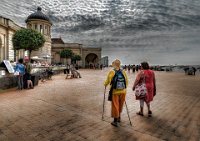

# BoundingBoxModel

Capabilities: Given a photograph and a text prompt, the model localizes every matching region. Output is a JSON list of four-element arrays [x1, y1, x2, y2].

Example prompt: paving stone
[[0, 69, 199, 141]]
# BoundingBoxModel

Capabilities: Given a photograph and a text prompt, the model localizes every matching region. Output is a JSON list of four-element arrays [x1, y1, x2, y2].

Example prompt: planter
[[0, 76, 17, 90]]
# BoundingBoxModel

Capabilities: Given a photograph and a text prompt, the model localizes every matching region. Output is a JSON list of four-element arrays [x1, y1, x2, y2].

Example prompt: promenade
[[0, 69, 199, 141]]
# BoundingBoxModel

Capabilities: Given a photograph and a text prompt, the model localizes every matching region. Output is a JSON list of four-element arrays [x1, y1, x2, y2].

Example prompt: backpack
[[112, 69, 126, 90]]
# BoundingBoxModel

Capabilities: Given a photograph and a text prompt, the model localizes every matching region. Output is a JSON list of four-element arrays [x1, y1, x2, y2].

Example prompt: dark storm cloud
[[68, 14, 105, 32], [0, 0, 200, 64]]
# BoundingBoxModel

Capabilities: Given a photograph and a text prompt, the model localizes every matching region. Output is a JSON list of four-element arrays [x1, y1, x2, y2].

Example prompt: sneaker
[[111, 121, 118, 127], [148, 110, 152, 117], [117, 117, 121, 122], [136, 111, 144, 116], [148, 110, 152, 115]]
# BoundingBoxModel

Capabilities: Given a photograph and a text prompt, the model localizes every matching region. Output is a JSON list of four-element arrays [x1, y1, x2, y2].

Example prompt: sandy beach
[[0, 69, 199, 141]]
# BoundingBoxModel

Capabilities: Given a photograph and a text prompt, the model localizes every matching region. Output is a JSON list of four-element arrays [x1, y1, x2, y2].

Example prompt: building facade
[[1, 8, 103, 67], [0, 16, 22, 62], [52, 38, 101, 68], [25, 7, 52, 63], [101, 56, 109, 67]]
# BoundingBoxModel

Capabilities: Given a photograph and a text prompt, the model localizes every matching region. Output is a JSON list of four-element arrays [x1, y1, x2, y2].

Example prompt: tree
[[60, 49, 74, 64], [12, 28, 45, 60], [72, 54, 82, 64]]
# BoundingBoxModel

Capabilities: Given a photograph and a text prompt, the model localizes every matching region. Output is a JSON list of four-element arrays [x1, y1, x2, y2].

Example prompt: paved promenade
[[0, 69, 199, 141]]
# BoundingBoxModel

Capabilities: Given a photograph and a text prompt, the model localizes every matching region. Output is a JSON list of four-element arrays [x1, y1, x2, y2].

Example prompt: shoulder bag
[[135, 71, 147, 98]]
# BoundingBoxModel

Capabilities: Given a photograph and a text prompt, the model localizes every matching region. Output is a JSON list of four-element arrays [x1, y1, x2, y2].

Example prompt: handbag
[[135, 72, 147, 97]]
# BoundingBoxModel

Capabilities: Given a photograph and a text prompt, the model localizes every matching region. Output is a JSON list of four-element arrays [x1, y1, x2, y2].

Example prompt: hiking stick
[[102, 87, 106, 120], [125, 100, 132, 126]]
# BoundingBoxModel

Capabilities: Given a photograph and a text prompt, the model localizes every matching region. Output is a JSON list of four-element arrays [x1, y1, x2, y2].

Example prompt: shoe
[[117, 117, 121, 122], [111, 121, 118, 127], [148, 110, 152, 115], [136, 111, 144, 116], [148, 110, 152, 117]]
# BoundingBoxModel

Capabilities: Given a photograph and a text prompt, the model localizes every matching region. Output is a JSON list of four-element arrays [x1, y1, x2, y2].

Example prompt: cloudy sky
[[0, 0, 200, 65]]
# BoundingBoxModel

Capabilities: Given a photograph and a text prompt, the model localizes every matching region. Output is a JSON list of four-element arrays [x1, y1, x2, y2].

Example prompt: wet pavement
[[0, 68, 199, 141]]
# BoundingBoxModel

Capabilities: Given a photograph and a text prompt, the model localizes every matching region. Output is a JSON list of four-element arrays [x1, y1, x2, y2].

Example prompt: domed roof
[[25, 7, 52, 24]]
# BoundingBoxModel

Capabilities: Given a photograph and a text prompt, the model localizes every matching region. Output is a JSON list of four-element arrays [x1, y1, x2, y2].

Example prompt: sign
[[0, 70, 6, 76], [3, 60, 15, 73]]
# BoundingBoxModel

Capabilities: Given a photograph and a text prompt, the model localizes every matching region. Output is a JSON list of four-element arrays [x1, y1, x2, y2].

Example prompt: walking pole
[[125, 101, 132, 126], [102, 87, 106, 120]]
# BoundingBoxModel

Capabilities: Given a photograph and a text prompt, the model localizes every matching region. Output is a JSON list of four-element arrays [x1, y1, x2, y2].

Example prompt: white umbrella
[[42, 55, 52, 62], [31, 56, 44, 60], [42, 55, 52, 59]]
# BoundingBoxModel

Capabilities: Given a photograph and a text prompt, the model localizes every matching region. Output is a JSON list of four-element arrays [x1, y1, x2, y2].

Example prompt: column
[[4, 34, 8, 60]]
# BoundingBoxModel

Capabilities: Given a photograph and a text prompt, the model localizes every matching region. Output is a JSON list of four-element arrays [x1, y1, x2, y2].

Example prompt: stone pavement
[[0, 69, 199, 141]]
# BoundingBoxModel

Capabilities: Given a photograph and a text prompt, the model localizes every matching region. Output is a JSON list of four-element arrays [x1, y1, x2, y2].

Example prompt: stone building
[[1, 7, 103, 67], [0, 16, 22, 62], [25, 7, 52, 63], [101, 56, 109, 67], [52, 38, 101, 68], [0, 7, 52, 63]]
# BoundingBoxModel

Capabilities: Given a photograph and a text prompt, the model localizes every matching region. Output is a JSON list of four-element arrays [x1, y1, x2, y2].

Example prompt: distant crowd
[[122, 64, 161, 73], [88, 63, 106, 70], [121, 64, 198, 75]]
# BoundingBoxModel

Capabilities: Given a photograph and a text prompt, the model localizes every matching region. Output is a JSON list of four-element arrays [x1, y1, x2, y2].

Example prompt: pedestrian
[[15, 58, 25, 90], [136, 65, 139, 72], [184, 68, 188, 75], [124, 65, 127, 70], [132, 64, 136, 73], [100, 64, 103, 70], [192, 67, 197, 75], [132, 62, 156, 117], [66, 64, 70, 74], [25, 61, 33, 89], [104, 59, 128, 127], [128, 64, 131, 73]]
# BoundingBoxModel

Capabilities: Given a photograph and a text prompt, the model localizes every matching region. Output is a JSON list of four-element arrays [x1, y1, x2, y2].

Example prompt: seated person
[[69, 65, 82, 78], [71, 70, 82, 78]]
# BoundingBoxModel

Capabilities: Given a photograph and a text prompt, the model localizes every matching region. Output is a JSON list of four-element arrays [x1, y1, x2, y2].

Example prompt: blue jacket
[[15, 63, 25, 75]]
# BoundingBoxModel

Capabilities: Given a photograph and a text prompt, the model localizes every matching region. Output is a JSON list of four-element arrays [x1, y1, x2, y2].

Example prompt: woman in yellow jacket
[[104, 59, 128, 127]]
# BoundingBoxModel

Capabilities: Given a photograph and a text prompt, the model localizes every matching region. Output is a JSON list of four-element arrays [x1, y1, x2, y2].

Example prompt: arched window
[[34, 24, 37, 30], [44, 25, 48, 35], [85, 53, 98, 68], [40, 25, 43, 33], [0, 37, 2, 61]]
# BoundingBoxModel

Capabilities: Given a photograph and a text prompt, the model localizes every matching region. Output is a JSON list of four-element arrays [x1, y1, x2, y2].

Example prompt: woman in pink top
[[132, 62, 156, 117]]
